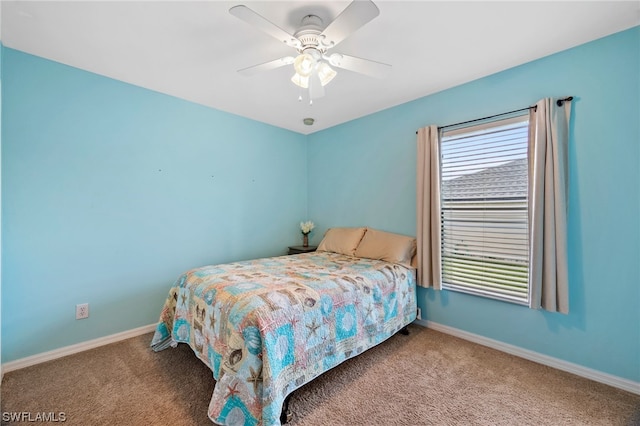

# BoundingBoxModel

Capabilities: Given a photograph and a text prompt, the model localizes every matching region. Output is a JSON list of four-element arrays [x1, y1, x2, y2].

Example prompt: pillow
[[354, 228, 417, 267], [317, 227, 367, 256]]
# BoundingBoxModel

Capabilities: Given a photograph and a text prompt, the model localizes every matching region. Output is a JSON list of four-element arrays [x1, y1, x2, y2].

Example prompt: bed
[[151, 227, 417, 426]]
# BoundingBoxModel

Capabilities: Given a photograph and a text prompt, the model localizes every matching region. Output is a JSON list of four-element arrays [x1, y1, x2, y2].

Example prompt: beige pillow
[[354, 228, 417, 267], [317, 227, 367, 256]]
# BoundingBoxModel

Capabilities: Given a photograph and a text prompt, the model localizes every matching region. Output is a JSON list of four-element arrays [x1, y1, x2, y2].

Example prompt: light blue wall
[[1, 48, 307, 362], [308, 27, 640, 382]]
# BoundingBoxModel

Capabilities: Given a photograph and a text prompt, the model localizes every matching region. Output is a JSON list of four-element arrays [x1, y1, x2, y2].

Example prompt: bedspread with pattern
[[151, 251, 416, 426]]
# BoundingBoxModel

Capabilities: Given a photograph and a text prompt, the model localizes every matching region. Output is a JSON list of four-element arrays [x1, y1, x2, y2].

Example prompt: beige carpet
[[2, 325, 638, 426]]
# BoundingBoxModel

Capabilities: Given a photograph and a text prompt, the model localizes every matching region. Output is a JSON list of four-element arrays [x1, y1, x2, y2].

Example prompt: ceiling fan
[[229, 0, 391, 103]]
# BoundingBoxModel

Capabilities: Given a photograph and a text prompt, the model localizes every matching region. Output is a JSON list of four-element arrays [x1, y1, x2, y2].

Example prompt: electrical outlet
[[416, 307, 422, 320], [76, 303, 89, 320]]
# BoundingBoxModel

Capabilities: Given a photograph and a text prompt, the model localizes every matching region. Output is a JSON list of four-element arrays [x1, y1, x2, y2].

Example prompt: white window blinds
[[440, 115, 530, 304]]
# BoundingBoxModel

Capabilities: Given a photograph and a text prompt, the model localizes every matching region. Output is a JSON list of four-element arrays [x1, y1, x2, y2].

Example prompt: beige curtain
[[528, 98, 571, 313], [416, 126, 442, 289]]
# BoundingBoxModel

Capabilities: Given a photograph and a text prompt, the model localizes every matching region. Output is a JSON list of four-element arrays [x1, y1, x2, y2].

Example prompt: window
[[439, 115, 530, 305]]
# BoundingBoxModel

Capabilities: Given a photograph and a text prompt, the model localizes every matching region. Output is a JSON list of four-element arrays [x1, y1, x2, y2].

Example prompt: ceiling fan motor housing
[[294, 15, 331, 53]]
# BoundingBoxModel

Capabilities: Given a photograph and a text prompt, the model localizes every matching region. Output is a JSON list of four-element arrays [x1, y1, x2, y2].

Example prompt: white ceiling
[[2, 1, 639, 134]]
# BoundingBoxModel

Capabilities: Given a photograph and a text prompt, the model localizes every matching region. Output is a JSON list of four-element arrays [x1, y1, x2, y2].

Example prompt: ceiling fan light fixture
[[317, 62, 337, 86], [291, 72, 309, 89], [293, 61, 336, 87], [294, 53, 315, 77]]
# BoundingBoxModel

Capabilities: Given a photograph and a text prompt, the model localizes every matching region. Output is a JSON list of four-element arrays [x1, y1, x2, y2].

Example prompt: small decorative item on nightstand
[[300, 220, 315, 247]]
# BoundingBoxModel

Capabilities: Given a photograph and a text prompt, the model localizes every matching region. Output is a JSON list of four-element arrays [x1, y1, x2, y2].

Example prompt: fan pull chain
[[297, 88, 313, 105]]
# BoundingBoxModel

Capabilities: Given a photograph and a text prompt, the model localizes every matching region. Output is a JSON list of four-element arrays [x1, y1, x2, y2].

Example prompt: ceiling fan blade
[[308, 69, 325, 99], [229, 5, 300, 48], [328, 53, 391, 79], [238, 57, 295, 76], [320, 0, 380, 48]]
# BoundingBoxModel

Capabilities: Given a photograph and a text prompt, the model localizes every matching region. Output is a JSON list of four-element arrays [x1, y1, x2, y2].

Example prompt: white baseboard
[[1, 323, 157, 376], [414, 319, 640, 395]]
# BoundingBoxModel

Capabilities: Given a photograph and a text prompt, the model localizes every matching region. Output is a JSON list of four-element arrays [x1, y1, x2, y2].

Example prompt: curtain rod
[[415, 96, 573, 134]]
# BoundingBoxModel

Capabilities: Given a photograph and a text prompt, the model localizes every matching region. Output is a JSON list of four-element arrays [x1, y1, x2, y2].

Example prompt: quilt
[[151, 251, 417, 426]]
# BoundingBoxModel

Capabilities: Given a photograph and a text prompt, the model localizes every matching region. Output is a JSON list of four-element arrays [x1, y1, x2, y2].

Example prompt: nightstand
[[288, 245, 317, 255]]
